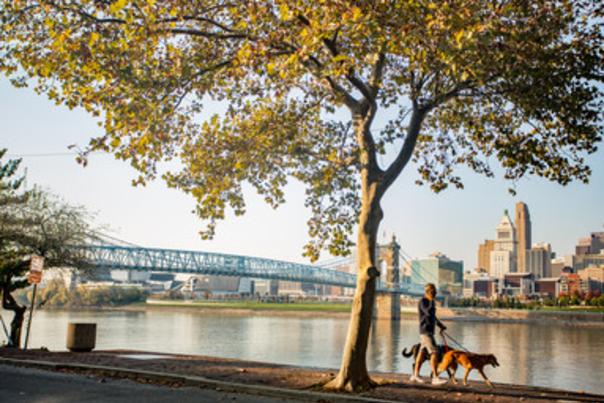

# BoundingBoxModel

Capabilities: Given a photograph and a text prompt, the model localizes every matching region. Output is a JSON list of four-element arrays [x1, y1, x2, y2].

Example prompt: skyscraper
[[490, 210, 517, 277], [515, 202, 531, 273], [477, 239, 495, 274], [526, 242, 552, 278]]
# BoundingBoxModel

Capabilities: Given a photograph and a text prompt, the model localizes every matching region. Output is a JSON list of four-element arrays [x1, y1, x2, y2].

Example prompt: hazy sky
[[1, 78, 602, 271]]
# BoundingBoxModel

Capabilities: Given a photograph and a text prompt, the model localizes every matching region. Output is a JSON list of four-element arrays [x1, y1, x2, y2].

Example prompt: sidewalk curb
[[0, 357, 402, 403]]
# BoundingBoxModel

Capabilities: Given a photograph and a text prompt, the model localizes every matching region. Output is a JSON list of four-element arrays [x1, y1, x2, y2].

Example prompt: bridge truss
[[82, 244, 424, 296]]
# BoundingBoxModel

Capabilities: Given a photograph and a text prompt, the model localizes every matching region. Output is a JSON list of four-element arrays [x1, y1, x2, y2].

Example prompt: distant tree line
[[450, 292, 604, 310], [20, 279, 147, 308]]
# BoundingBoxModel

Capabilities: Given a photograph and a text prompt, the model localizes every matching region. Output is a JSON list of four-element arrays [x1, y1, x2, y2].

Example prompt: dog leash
[[442, 331, 471, 353]]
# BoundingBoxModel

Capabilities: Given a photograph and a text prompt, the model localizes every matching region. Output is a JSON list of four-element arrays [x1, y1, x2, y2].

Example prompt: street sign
[[28, 255, 44, 285], [30, 254, 44, 272], [24, 254, 44, 349]]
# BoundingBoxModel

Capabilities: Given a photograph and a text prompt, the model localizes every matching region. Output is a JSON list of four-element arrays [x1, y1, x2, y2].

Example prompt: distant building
[[277, 280, 304, 296], [559, 273, 587, 296], [534, 277, 561, 299], [411, 252, 463, 295], [147, 273, 177, 291], [327, 262, 356, 297], [500, 273, 534, 297], [111, 270, 150, 283], [477, 240, 495, 274], [463, 271, 496, 298], [574, 232, 604, 271], [182, 275, 252, 295], [526, 243, 552, 278], [578, 266, 604, 294], [253, 279, 279, 296], [277, 281, 317, 296], [490, 210, 517, 277], [515, 202, 532, 273], [551, 256, 575, 278]]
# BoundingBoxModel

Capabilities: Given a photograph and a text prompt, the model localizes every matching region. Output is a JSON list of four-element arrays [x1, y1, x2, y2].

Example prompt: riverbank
[[1, 348, 601, 403], [134, 299, 355, 318], [438, 307, 604, 327]]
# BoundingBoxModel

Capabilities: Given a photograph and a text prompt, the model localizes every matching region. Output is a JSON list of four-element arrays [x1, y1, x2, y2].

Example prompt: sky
[[1, 78, 603, 271]]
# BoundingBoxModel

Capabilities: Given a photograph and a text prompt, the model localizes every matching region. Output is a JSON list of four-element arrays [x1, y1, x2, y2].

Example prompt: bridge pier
[[373, 235, 402, 321], [374, 292, 401, 321]]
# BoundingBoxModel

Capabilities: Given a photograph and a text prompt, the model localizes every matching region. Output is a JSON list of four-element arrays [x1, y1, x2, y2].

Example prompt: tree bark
[[2, 283, 26, 348], [325, 105, 426, 392], [326, 166, 383, 391]]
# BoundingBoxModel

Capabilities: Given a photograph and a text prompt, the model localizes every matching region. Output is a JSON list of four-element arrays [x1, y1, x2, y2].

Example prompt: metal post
[[23, 284, 37, 350], [0, 314, 9, 340]]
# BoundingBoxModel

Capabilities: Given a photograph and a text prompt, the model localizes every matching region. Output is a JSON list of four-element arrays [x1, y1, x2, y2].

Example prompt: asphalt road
[[0, 364, 301, 403]]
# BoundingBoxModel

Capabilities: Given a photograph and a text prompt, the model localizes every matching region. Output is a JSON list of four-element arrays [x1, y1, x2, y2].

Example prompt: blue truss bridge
[[79, 243, 427, 297]]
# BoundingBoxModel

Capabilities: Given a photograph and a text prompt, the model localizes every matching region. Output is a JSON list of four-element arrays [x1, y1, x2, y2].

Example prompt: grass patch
[[146, 300, 352, 313]]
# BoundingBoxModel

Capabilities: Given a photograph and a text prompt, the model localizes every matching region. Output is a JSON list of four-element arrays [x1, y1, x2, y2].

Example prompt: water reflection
[[1, 309, 602, 394]]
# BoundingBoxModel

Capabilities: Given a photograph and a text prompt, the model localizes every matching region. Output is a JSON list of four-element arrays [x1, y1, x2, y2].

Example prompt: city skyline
[[1, 79, 603, 271]]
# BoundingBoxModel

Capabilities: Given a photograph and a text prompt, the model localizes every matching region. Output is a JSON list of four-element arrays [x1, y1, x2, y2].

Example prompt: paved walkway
[[1, 349, 603, 403], [0, 364, 301, 403]]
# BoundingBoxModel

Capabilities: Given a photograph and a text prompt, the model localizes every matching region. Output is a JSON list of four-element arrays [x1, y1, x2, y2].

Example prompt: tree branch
[[164, 28, 248, 39], [380, 106, 427, 193], [368, 53, 386, 99], [297, 14, 374, 103]]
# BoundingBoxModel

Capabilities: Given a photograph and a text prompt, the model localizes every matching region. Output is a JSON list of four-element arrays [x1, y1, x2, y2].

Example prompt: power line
[[6, 151, 102, 158]]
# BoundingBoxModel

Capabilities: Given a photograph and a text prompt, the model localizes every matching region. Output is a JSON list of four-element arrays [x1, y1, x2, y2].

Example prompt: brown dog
[[402, 343, 457, 383], [437, 350, 499, 388]]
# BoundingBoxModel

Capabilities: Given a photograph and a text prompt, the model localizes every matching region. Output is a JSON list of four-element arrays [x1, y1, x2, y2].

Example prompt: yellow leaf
[[110, 137, 121, 148], [266, 62, 276, 75], [89, 32, 100, 46], [109, 0, 127, 13], [279, 4, 292, 21]]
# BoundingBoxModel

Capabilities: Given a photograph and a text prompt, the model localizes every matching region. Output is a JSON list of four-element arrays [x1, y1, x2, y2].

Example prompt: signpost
[[24, 254, 44, 350]]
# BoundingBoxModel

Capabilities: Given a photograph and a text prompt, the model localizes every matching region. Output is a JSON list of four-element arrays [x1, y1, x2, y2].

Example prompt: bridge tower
[[374, 235, 401, 321]]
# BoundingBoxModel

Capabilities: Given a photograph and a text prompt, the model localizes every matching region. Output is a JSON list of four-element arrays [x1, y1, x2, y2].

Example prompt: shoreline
[[439, 307, 604, 327], [34, 301, 604, 326]]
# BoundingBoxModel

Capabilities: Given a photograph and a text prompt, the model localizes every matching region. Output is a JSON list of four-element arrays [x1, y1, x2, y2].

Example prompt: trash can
[[66, 323, 96, 352]]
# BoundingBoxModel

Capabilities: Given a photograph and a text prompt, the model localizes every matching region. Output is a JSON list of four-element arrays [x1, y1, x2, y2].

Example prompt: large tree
[[1, 0, 602, 389]]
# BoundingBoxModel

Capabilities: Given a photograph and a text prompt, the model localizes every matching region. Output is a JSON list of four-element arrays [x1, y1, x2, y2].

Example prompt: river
[[2, 308, 603, 394]]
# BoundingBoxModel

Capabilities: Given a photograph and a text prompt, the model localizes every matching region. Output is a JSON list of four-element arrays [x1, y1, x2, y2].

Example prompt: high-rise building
[[574, 232, 604, 271], [526, 242, 552, 278], [515, 202, 531, 273], [477, 239, 495, 274], [490, 210, 517, 277]]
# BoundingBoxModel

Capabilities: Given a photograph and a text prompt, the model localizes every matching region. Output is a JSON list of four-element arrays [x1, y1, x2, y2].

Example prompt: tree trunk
[[2, 284, 26, 348], [326, 179, 383, 391]]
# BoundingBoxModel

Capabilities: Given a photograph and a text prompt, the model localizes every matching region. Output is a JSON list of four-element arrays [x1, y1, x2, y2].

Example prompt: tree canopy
[[2, 1, 602, 261]]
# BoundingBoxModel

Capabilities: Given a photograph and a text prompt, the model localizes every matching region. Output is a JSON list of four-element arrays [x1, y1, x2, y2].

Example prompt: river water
[[2, 309, 603, 394]]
